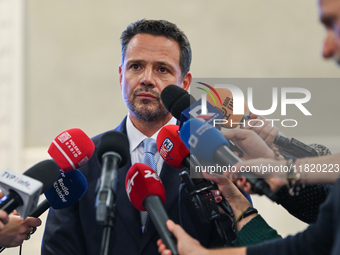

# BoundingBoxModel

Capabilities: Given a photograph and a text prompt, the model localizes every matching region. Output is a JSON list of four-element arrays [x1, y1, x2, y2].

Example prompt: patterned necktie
[[142, 138, 158, 171], [140, 138, 157, 232]]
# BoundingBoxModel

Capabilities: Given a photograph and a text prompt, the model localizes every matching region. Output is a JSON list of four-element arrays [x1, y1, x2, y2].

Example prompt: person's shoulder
[[91, 117, 127, 146]]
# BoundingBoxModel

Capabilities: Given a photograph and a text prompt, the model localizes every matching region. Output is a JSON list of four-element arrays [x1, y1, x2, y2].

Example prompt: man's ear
[[181, 72, 192, 91], [119, 65, 123, 90]]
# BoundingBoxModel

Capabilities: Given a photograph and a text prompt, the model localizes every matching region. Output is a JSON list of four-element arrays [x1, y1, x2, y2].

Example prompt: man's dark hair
[[120, 19, 192, 80]]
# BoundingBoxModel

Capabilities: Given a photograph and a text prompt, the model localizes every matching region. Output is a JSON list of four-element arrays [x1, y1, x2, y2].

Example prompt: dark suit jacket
[[41, 117, 235, 255]]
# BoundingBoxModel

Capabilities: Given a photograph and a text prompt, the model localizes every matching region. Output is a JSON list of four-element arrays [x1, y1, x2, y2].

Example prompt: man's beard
[[125, 87, 169, 121]]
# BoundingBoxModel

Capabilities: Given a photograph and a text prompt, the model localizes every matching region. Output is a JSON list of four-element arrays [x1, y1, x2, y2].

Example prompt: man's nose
[[140, 66, 155, 87]]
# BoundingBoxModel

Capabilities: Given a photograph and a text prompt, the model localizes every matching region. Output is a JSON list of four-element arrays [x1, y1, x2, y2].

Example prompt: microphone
[[205, 87, 319, 158], [161, 85, 196, 121], [125, 163, 178, 255], [274, 135, 319, 158], [180, 118, 278, 202], [95, 131, 129, 225], [0, 170, 88, 254], [29, 170, 88, 217], [161, 85, 223, 128], [0, 128, 94, 219], [156, 124, 234, 219], [161, 85, 242, 155], [48, 128, 95, 173], [0, 160, 60, 218]]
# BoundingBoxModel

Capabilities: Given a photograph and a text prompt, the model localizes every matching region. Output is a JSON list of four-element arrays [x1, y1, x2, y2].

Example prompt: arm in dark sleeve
[[275, 143, 332, 224], [247, 179, 338, 255], [275, 184, 332, 224], [41, 202, 86, 255]]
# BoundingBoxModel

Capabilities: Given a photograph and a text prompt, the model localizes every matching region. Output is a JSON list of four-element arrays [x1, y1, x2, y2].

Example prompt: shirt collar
[[126, 115, 177, 154]]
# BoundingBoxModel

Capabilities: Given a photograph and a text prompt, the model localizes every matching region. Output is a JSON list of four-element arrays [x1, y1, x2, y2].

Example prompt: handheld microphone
[[48, 128, 95, 173], [0, 170, 88, 254], [161, 85, 242, 155], [95, 131, 129, 225], [0, 160, 60, 218], [125, 163, 178, 255], [156, 125, 234, 220], [28, 128, 94, 217], [29, 170, 88, 217], [161, 85, 223, 128], [274, 135, 319, 158], [161, 85, 196, 122], [0, 128, 94, 219], [180, 118, 278, 202]]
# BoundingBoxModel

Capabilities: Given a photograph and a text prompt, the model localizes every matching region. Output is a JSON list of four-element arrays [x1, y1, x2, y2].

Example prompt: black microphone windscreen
[[97, 131, 130, 166], [161, 85, 195, 120], [24, 160, 61, 193]]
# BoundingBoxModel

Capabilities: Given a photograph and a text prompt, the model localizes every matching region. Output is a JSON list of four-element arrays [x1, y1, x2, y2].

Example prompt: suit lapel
[[113, 117, 144, 248], [114, 117, 183, 253], [116, 160, 144, 248]]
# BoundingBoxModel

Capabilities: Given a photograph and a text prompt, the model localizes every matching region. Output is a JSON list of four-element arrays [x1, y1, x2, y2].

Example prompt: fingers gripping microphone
[[180, 118, 278, 202], [0, 170, 88, 255], [48, 128, 95, 173], [29, 170, 88, 217], [0, 160, 60, 218], [156, 125, 234, 219], [95, 131, 129, 225], [161, 85, 242, 156], [126, 163, 178, 255]]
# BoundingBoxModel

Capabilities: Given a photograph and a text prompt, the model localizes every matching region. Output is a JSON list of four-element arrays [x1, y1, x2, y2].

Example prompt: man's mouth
[[136, 93, 157, 100]]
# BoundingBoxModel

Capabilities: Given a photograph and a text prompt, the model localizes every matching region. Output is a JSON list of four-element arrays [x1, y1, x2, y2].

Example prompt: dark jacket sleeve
[[247, 179, 339, 255], [41, 202, 87, 255]]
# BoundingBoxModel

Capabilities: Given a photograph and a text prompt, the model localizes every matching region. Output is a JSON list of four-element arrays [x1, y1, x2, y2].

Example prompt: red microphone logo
[[125, 163, 165, 211], [48, 128, 95, 172], [126, 171, 138, 200], [159, 137, 174, 162]]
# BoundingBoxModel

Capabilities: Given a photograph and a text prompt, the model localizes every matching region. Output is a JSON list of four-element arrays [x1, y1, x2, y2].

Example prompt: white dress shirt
[[126, 114, 177, 175]]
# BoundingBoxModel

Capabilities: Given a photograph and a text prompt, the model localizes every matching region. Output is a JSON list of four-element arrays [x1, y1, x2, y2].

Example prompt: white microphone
[[0, 160, 60, 219]]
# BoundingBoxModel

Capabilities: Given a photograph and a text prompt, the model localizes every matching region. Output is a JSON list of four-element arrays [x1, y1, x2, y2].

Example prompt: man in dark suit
[[41, 19, 236, 255]]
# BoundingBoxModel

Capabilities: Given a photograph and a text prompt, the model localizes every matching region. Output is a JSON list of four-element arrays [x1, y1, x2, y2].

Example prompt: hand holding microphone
[[0, 160, 59, 251], [156, 124, 234, 220], [0, 127, 94, 252], [180, 118, 278, 201], [205, 86, 320, 158], [126, 163, 178, 255], [0, 160, 61, 218]]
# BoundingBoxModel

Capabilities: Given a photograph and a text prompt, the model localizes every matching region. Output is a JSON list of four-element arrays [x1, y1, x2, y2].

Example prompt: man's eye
[[131, 64, 140, 69], [159, 67, 168, 73]]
